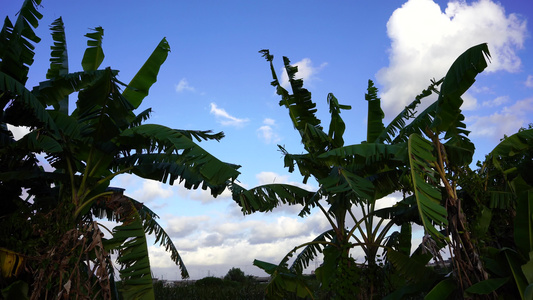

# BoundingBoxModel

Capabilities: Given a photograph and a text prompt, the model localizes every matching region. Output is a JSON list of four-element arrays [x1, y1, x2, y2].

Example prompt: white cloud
[[280, 58, 327, 90], [481, 95, 509, 108], [263, 118, 276, 126], [175, 78, 195, 92], [257, 118, 281, 144], [377, 0, 527, 117], [209, 102, 249, 127], [526, 75, 533, 88], [6, 125, 30, 140], [461, 92, 477, 111], [256, 171, 290, 185], [468, 97, 533, 140], [248, 216, 309, 244], [166, 215, 210, 238], [129, 179, 174, 203]]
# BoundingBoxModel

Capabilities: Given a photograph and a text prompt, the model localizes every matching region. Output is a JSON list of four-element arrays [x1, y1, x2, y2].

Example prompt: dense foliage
[[0, 1, 239, 299], [230, 46, 533, 299], [1, 1, 532, 300]]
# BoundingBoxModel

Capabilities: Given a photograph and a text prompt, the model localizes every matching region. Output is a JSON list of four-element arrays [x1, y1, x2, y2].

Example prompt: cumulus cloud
[[129, 179, 174, 203], [249, 216, 309, 244], [166, 215, 210, 238], [280, 58, 327, 90], [175, 78, 195, 92], [481, 95, 510, 108], [376, 0, 527, 117], [468, 97, 533, 140], [257, 118, 281, 144], [210, 102, 249, 127], [256, 171, 290, 185], [526, 75, 533, 88]]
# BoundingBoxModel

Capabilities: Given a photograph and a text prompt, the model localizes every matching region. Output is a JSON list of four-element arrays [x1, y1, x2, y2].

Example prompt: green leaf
[[465, 277, 509, 295], [525, 284, 533, 300], [386, 249, 437, 284], [1, 280, 29, 300], [118, 124, 240, 195], [93, 196, 189, 278], [515, 191, 533, 257], [425, 278, 456, 300], [432, 43, 490, 132], [81, 27, 104, 71], [473, 205, 492, 237], [46, 17, 69, 113], [105, 199, 155, 300], [0, 71, 58, 133], [253, 259, 280, 275], [260, 50, 325, 154], [377, 78, 442, 144], [488, 128, 533, 174], [122, 38, 170, 109], [46, 17, 68, 80], [522, 252, 533, 285], [327, 93, 350, 148], [504, 249, 529, 300], [318, 167, 374, 200], [365, 80, 385, 143], [230, 182, 316, 215], [408, 133, 448, 241], [0, 0, 43, 84], [289, 230, 335, 274]]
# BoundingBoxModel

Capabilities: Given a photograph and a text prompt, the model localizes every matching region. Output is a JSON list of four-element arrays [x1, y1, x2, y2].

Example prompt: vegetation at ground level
[[1, 1, 532, 299]]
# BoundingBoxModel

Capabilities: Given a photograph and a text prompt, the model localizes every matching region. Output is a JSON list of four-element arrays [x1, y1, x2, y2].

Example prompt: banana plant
[[0, 1, 240, 299], [231, 43, 495, 298], [231, 51, 411, 299], [457, 127, 533, 299]]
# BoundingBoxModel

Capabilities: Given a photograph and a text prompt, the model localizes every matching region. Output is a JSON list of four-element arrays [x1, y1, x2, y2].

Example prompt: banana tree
[[230, 43, 495, 298], [230, 51, 411, 299], [0, 1, 240, 299], [446, 127, 533, 299]]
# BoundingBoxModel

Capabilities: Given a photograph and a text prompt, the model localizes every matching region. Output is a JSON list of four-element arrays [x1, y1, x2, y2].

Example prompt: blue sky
[[5, 0, 533, 280]]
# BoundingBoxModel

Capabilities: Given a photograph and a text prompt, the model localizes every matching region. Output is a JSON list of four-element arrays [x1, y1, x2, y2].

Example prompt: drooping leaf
[[93, 195, 189, 279], [230, 182, 317, 215], [327, 93, 350, 148], [408, 133, 448, 241], [104, 199, 155, 300], [432, 43, 490, 132], [253, 259, 314, 299], [0, 0, 43, 84], [32, 70, 106, 107], [386, 249, 438, 284], [465, 277, 509, 295], [289, 230, 335, 274], [0, 72, 57, 132], [487, 128, 533, 174], [122, 38, 170, 109], [318, 142, 407, 166], [117, 124, 240, 195], [318, 167, 374, 200]]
